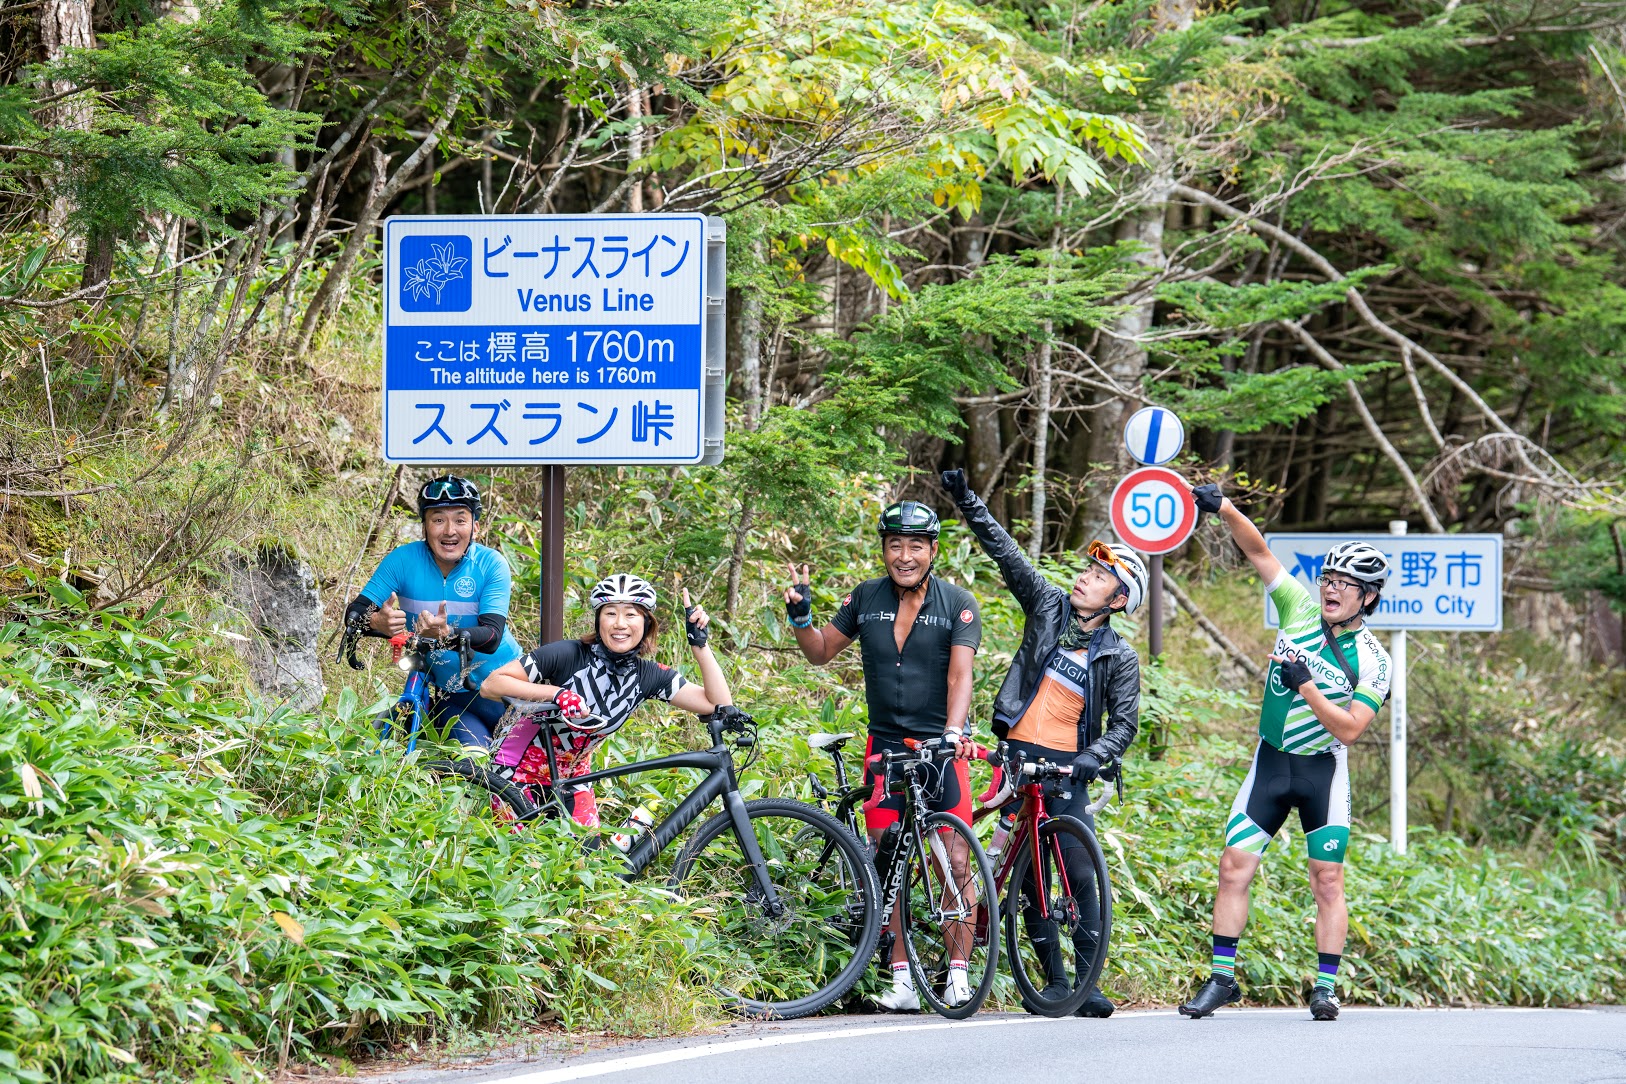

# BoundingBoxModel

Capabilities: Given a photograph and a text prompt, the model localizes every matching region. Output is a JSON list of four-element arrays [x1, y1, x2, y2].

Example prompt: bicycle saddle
[[807, 731, 856, 751]]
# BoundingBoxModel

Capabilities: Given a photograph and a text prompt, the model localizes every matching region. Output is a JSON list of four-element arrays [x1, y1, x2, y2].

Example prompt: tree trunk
[[1076, 0, 1197, 537], [40, 0, 95, 245], [1027, 199, 1063, 558], [966, 401, 1006, 524], [724, 496, 754, 621]]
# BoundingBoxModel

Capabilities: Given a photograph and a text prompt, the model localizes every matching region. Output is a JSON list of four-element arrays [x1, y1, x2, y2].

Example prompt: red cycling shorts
[[861, 733, 972, 833]]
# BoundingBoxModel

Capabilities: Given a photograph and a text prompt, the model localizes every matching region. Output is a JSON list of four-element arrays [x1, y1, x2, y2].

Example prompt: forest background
[[2, 0, 1625, 1079]]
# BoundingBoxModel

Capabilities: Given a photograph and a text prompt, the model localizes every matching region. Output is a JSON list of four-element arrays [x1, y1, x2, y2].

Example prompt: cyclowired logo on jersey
[[453, 574, 477, 598]]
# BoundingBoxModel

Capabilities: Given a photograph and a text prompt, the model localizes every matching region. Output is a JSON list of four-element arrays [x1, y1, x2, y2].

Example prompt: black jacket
[[955, 491, 1141, 761]]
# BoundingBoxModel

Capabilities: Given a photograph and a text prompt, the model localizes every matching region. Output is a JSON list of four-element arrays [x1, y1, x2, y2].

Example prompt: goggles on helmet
[[421, 477, 480, 503], [1086, 540, 1132, 598]]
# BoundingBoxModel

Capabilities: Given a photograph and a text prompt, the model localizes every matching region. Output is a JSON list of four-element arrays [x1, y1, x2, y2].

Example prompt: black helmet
[[417, 474, 482, 520], [878, 501, 940, 540]]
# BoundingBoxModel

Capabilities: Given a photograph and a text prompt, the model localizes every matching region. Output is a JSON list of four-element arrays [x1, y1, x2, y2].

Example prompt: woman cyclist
[[940, 469, 1145, 1019], [478, 574, 735, 827]]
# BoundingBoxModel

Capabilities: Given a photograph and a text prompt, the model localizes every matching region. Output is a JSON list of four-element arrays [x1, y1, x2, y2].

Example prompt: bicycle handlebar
[[338, 605, 478, 691]]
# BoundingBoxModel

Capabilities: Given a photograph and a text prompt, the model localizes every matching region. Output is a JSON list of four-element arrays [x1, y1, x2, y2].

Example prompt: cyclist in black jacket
[[941, 469, 1145, 1018]]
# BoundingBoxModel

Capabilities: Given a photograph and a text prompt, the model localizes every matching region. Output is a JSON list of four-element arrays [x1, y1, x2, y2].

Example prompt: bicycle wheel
[[421, 759, 545, 826], [671, 798, 881, 1019], [902, 812, 999, 1019], [1002, 814, 1112, 1018]]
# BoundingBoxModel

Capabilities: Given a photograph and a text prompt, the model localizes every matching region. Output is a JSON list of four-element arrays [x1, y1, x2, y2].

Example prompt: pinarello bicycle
[[975, 743, 1119, 1018], [808, 733, 999, 1019]]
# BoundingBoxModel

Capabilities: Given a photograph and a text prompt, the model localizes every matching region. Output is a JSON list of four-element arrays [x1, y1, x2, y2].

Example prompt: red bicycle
[[972, 741, 1119, 1018]]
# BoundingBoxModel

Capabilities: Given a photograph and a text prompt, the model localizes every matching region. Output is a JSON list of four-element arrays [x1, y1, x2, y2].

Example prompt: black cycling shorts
[[861, 733, 971, 832]]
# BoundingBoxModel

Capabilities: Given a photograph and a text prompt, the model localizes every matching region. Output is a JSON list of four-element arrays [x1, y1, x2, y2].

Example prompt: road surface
[[369, 1007, 1626, 1084]]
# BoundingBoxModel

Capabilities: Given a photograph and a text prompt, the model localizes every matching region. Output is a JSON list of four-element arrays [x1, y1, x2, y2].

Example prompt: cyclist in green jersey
[[1179, 484, 1392, 1023]]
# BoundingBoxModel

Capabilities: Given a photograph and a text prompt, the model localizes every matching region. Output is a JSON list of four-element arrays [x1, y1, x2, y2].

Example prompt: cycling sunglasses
[[420, 477, 479, 502], [1085, 540, 1132, 595]]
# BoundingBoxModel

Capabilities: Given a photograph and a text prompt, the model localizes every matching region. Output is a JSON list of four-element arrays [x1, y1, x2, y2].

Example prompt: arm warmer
[[466, 612, 507, 654]]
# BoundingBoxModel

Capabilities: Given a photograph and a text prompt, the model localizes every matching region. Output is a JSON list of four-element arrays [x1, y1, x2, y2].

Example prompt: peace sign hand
[[683, 587, 710, 648], [783, 562, 813, 625]]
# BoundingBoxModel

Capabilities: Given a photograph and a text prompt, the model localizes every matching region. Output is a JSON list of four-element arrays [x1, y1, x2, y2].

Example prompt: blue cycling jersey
[[360, 540, 523, 691]]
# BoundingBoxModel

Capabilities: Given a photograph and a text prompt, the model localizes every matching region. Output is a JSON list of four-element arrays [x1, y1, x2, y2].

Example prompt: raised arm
[[940, 470, 1062, 615], [783, 562, 855, 666], [1193, 483, 1284, 585], [670, 588, 732, 712], [479, 656, 560, 703]]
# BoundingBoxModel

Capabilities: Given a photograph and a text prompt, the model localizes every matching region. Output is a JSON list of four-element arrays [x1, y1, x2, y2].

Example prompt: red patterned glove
[[554, 689, 587, 718]]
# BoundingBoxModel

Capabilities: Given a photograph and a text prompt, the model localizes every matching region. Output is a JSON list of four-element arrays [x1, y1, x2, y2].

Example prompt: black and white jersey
[[518, 639, 686, 736]]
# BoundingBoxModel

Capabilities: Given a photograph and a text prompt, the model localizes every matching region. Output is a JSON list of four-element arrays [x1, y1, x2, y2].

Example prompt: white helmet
[[1088, 540, 1148, 616], [1323, 542, 1390, 587], [589, 573, 658, 612]]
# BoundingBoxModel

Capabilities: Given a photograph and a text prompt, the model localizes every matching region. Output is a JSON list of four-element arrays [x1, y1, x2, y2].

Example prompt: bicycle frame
[[527, 712, 785, 913]]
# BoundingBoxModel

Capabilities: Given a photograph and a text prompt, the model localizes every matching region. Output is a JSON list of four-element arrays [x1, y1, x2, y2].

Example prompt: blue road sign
[[1264, 533, 1503, 631], [382, 214, 714, 464], [1122, 405, 1184, 465]]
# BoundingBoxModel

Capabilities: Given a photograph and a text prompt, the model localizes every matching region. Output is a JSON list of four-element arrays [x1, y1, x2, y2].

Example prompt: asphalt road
[[375, 1007, 1626, 1084]]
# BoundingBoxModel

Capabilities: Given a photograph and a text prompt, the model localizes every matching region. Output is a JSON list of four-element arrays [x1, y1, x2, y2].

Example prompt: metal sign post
[[1118, 407, 1186, 661], [381, 213, 727, 638], [1262, 528, 1504, 855], [1388, 520, 1408, 854]]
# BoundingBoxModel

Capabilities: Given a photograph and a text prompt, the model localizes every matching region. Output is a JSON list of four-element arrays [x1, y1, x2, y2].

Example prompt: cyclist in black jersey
[[783, 500, 982, 1013]]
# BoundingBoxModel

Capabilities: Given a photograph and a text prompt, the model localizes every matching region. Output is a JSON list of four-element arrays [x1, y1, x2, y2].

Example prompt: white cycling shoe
[[879, 983, 920, 1013], [944, 969, 973, 1008]]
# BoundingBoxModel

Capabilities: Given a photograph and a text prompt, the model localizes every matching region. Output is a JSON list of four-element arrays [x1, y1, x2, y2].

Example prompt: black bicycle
[[809, 733, 999, 1019], [339, 621, 883, 1019]]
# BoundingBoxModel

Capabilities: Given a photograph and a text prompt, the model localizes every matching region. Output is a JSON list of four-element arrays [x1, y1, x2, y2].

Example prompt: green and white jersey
[[1259, 571, 1391, 754]]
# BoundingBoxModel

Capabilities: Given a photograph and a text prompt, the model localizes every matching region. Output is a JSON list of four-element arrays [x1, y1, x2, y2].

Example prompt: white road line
[[479, 1017, 1043, 1084], [475, 1006, 1593, 1084]]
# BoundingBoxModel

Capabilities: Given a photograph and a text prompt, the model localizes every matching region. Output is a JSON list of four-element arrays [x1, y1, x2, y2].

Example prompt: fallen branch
[[1164, 575, 1263, 680]]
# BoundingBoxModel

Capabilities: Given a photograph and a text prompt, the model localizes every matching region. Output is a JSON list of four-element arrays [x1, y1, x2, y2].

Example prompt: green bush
[[0, 589, 720, 1084]]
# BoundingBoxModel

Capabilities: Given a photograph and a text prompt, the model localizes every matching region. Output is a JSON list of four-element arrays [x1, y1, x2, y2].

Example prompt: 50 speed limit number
[[1110, 466, 1197, 555]]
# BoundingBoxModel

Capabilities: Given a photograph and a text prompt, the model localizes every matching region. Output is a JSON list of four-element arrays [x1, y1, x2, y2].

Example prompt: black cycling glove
[[786, 582, 812, 626], [1192, 483, 1225, 514], [1277, 655, 1315, 691], [684, 604, 709, 647], [940, 468, 970, 504], [1070, 749, 1102, 784]]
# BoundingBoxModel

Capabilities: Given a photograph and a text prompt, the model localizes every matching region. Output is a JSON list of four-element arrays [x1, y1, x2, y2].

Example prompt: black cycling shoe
[[1178, 975, 1241, 1019], [1075, 987, 1115, 1018], [1309, 988, 1341, 1021], [1028, 978, 1073, 1011]]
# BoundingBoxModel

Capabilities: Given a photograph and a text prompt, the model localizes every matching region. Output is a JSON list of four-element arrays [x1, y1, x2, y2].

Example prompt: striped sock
[[1212, 934, 1239, 982], [1315, 953, 1339, 994]]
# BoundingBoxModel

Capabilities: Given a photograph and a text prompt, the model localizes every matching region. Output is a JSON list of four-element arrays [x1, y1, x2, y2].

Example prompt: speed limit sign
[[1110, 466, 1197, 555]]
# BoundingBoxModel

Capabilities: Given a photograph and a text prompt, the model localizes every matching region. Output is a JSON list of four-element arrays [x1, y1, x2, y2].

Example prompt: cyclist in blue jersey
[[343, 475, 523, 748]]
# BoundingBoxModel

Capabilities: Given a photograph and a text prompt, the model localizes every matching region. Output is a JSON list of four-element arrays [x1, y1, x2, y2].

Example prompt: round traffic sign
[[1110, 466, 1197, 555], [1122, 406, 1184, 466]]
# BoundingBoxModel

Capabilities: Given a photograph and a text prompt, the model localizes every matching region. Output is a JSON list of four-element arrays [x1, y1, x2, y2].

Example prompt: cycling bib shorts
[[1225, 740, 1351, 863], [860, 734, 971, 832]]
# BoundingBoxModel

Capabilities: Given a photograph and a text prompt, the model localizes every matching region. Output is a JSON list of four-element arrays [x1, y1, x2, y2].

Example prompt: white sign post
[[1263, 529, 1503, 854], [381, 213, 727, 640], [1388, 520, 1408, 854]]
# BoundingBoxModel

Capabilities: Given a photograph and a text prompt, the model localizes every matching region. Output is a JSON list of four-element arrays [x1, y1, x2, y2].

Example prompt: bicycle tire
[[671, 798, 882, 1019], [1002, 813, 1112, 1018], [421, 759, 545, 825], [902, 811, 1000, 1020]]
